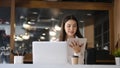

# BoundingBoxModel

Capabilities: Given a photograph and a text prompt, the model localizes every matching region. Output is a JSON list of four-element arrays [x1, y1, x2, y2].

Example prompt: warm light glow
[[22, 33, 30, 40], [23, 23, 31, 30], [87, 13, 92, 16], [32, 12, 38, 14], [45, 27, 49, 30], [50, 37, 57, 41], [20, 15, 25, 19], [49, 30, 56, 36], [15, 36, 23, 41], [42, 33, 46, 36], [22, 35, 30, 40], [55, 25, 61, 31], [80, 20, 84, 23], [40, 36, 45, 40], [28, 21, 35, 24]]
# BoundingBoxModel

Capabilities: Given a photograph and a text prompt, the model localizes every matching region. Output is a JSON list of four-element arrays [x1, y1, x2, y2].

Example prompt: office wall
[[114, 0, 120, 48], [85, 16, 94, 48]]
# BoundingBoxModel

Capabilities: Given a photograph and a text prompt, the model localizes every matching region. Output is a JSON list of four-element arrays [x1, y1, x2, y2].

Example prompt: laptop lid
[[32, 41, 67, 64]]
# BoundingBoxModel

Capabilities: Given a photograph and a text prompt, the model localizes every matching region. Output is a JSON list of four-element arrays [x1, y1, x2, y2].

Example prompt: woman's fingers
[[79, 43, 84, 47], [69, 44, 73, 48], [70, 41, 77, 46], [69, 41, 81, 53], [69, 41, 80, 48]]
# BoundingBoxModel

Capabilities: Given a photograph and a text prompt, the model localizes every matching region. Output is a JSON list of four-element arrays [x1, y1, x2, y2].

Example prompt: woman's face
[[64, 19, 77, 38]]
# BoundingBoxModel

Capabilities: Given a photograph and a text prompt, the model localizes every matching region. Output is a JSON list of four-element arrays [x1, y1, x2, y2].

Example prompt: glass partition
[[14, 7, 112, 64], [0, 7, 11, 64], [15, 7, 86, 54]]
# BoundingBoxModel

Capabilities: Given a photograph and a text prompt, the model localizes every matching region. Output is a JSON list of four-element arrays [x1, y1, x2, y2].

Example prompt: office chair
[[84, 48, 96, 64]]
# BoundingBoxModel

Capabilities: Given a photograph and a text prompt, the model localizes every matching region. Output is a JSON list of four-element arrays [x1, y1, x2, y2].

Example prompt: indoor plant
[[113, 48, 120, 57], [11, 35, 28, 64], [11, 43, 26, 64], [113, 48, 120, 65]]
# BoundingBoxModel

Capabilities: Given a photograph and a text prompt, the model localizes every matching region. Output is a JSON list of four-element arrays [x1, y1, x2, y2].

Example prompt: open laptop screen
[[32, 41, 68, 64], [32, 38, 87, 64]]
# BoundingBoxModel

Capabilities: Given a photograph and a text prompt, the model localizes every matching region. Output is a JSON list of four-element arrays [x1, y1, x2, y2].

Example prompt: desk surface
[[0, 64, 120, 68]]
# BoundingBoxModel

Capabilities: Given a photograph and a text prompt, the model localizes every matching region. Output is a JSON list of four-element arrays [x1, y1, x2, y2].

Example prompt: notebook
[[32, 41, 68, 64]]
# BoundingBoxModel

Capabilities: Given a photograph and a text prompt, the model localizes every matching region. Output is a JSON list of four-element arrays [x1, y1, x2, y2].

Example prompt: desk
[[0, 64, 120, 68], [96, 60, 115, 64]]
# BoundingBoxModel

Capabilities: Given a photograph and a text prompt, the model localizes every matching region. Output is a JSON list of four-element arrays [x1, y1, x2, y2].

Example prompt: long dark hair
[[59, 15, 83, 41]]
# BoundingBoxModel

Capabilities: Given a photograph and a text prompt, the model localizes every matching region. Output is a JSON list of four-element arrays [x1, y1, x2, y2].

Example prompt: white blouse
[[67, 44, 85, 64], [54, 37, 86, 64]]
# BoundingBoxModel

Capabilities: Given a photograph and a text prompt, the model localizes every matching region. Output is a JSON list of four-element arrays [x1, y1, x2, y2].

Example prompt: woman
[[59, 15, 86, 64]]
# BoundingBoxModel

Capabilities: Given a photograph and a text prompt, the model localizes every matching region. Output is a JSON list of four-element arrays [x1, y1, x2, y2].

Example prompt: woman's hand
[[69, 41, 83, 53]]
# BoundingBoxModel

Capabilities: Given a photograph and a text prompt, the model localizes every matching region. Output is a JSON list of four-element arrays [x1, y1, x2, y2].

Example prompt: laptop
[[32, 41, 68, 64]]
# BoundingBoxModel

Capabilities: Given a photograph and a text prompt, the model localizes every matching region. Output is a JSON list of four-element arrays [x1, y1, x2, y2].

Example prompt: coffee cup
[[71, 55, 79, 65]]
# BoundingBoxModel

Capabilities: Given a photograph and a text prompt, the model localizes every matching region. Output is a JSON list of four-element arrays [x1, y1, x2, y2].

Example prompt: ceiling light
[[28, 21, 32, 24], [22, 34, 30, 40], [40, 36, 45, 40], [23, 23, 31, 30], [20, 15, 25, 19], [87, 13, 92, 16], [15, 35, 23, 41], [42, 33, 46, 36], [45, 27, 49, 30], [32, 12, 38, 14], [51, 17, 56, 21], [5, 21, 9, 24], [28, 21, 35, 24], [80, 20, 84, 23], [22, 33, 30, 40]]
